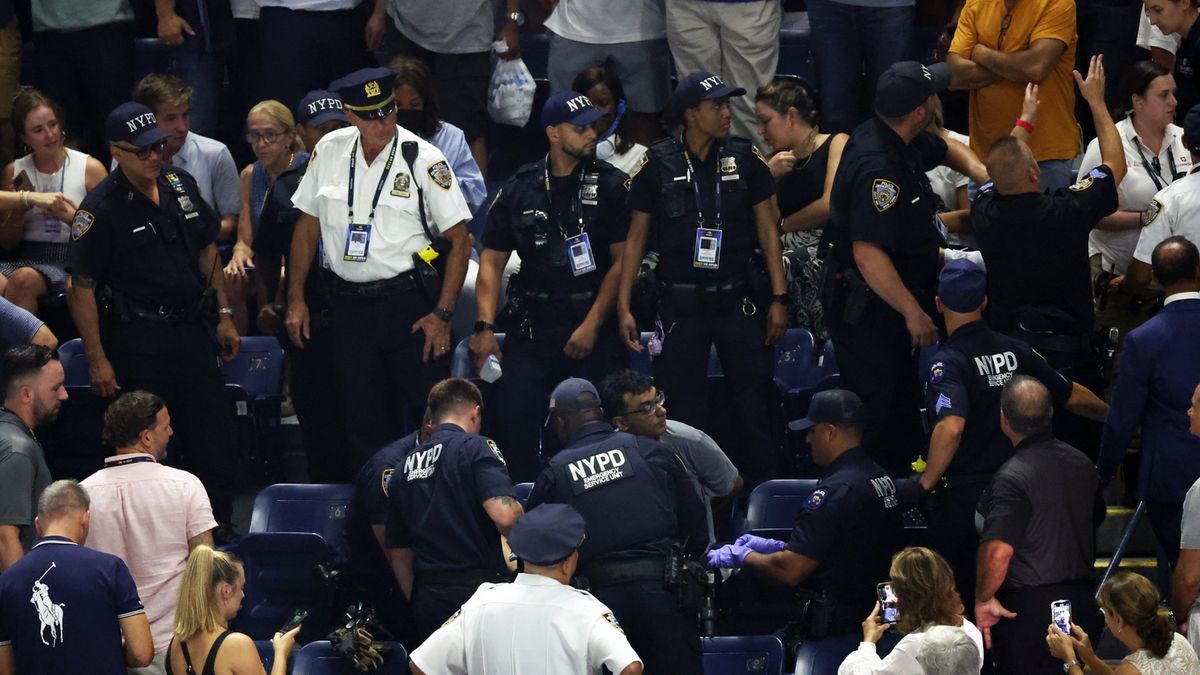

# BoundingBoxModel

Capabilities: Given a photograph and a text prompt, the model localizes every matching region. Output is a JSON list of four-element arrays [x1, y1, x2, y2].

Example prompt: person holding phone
[[838, 547, 984, 674]]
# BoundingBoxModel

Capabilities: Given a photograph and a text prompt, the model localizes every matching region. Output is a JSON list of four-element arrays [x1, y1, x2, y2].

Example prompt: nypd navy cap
[[875, 61, 951, 118], [549, 377, 602, 414], [668, 71, 747, 116], [542, 91, 604, 128], [1184, 104, 1200, 151], [789, 389, 863, 432], [297, 90, 347, 127], [331, 67, 396, 120], [106, 102, 170, 148], [508, 503, 586, 565], [938, 258, 988, 312]]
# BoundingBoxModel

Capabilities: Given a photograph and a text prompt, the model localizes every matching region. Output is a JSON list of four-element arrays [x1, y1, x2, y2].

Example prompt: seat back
[[220, 336, 285, 400], [772, 328, 819, 392], [292, 640, 409, 675], [233, 532, 334, 639], [514, 482, 533, 506], [701, 635, 785, 675], [253, 640, 275, 670], [249, 483, 355, 546], [58, 338, 90, 387], [744, 479, 820, 531], [794, 633, 900, 675]]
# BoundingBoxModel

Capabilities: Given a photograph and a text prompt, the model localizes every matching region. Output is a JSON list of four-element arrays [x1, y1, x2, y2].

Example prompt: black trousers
[[105, 318, 237, 523], [493, 319, 627, 483], [992, 580, 1101, 675], [411, 582, 477, 646], [1146, 500, 1183, 571], [925, 479, 989, 612], [287, 316, 351, 483], [592, 580, 703, 675], [331, 287, 450, 473], [256, 6, 374, 112]]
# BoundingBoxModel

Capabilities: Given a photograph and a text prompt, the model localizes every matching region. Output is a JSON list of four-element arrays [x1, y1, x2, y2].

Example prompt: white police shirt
[[409, 573, 641, 675], [1134, 168, 1200, 265], [1080, 117, 1191, 274], [292, 124, 472, 283]]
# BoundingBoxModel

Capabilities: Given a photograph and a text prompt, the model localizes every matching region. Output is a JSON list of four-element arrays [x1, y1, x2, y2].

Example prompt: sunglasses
[[114, 140, 167, 160]]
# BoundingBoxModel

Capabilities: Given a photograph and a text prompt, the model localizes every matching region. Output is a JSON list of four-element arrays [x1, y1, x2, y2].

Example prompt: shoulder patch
[[380, 468, 394, 497], [486, 438, 505, 466], [71, 210, 95, 240], [929, 361, 946, 383], [602, 611, 624, 634], [805, 488, 828, 510], [441, 608, 461, 627], [1142, 199, 1162, 227], [624, 152, 649, 190], [1068, 176, 1094, 192], [428, 160, 453, 190], [935, 393, 953, 415], [871, 178, 899, 212]]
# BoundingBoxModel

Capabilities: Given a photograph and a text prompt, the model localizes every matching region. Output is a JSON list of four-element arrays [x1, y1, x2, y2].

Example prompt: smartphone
[[876, 582, 899, 624], [279, 608, 307, 634], [1051, 599, 1072, 635]]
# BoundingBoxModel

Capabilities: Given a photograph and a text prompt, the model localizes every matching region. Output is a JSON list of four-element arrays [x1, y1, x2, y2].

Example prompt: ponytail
[[173, 545, 242, 642], [1098, 572, 1176, 658]]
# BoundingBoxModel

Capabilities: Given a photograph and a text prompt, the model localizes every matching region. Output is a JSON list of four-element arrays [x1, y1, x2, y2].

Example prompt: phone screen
[[877, 582, 899, 624], [1051, 600, 1072, 635], [279, 608, 307, 634]]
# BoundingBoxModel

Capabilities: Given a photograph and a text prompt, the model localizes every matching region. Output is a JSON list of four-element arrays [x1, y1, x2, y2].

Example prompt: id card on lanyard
[[343, 135, 397, 263], [545, 157, 597, 277], [679, 138, 723, 269]]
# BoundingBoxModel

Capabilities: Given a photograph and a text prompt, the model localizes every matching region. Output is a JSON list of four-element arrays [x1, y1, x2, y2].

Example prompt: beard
[[32, 397, 59, 426]]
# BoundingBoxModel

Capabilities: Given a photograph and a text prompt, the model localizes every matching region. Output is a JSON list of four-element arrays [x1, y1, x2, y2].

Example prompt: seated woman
[[571, 66, 649, 176], [1048, 571, 1200, 674], [754, 77, 847, 337], [0, 89, 106, 313], [168, 545, 299, 675], [838, 546, 984, 674]]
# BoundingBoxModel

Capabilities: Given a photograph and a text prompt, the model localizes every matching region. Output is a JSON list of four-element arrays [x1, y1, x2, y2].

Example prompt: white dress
[[1124, 633, 1200, 674], [837, 620, 985, 675]]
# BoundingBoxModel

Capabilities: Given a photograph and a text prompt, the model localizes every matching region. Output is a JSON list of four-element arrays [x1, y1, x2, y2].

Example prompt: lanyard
[[1131, 136, 1181, 191], [542, 155, 586, 236], [678, 137, 722, 229], [34, 152, 68, 194], [104, 455, 156, 468], [347, 134, 398, 225]]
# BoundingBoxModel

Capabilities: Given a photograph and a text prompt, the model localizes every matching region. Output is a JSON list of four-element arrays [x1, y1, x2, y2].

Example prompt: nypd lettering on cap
[[567, 448, 634, 495], [308, 97, 343, 115], [699, 75, 724, 91], [565, 95, 590, 112], [125, 112, 157, 133]]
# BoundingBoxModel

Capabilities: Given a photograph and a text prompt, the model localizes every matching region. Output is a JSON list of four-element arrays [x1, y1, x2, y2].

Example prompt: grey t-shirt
[[386, 0, 494, 54], [661, 420, 739, 543], [0, 409, 52, 551], [1183, 478, 1200, 551], [0, 298, 44, 347]]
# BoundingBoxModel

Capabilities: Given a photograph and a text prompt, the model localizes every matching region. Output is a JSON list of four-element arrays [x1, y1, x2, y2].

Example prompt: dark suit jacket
[[1099, 297, 1200, 502]]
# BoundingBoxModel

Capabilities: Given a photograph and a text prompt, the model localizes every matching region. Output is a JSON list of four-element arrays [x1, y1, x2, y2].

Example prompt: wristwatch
[[474, 320, 496, 334], [433, 307, 454, 322], [1063, 660, 1079, 672], [506, 10, 525, 26], [770, 293, 790, 306], [217, 306, 234, 316]]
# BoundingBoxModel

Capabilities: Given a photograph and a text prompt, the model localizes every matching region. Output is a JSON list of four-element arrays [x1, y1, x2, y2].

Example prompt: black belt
[[580, 558, 665, 588], [520, 290, 596, 304], [126, 300, 196, 323], [325, 270, 421, 299], [661, 278, 748, 297], [417, 569, 507, 588]]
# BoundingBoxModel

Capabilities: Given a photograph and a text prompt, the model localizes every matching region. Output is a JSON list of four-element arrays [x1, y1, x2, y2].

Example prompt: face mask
[[597, 99, 627, 143], [395, 109, 425, 136]]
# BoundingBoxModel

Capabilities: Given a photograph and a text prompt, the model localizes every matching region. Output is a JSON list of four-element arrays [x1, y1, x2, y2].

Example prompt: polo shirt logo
[[32, 563, 65, 647]]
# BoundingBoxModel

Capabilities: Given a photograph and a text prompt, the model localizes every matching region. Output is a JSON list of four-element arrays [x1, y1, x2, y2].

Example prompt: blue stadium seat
[[794, 633, 900, 675], [773, 329, 824, 423], [744, 479, 819, 531], [221, 336, 286, 401], [292, 640, 409, 675], [232, 531, 335, 639], [702, 635, 785, 675], [249, 483, 355, 546], [450, 333, 506, 379], [627, 332, 656, 376], [514, 482, 533, 506], [44, 339, 108, 479], [220, 336, 286, 479], [58, 338, 89, 387], [254, 640, 275, 670]]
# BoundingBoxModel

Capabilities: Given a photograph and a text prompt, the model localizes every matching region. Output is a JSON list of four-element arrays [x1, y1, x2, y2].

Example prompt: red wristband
[[1014, 119, 1035, 134]]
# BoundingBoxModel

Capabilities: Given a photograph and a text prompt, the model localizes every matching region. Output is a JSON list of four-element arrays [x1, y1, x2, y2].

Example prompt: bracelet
[[1014, 119, 1035, 134], [19, 191, 28, 208], [218, 307, 234, 316]]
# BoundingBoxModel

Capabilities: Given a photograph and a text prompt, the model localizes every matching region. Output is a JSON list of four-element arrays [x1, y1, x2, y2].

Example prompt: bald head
[[1000, 375, 1053, 440], [1151, 236, 1200, 291], [985, 137, 1038, 195]]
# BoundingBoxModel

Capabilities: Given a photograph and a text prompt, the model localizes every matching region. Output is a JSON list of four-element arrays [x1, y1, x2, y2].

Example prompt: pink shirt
[[81, 453, 217, 653]]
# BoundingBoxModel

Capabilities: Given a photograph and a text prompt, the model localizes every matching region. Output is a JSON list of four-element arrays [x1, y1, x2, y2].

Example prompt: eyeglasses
[[997, 14, 1013, 50], [245, 130, 287, 145], [622, 390, 665, 417], [114, 140, 167, 160]]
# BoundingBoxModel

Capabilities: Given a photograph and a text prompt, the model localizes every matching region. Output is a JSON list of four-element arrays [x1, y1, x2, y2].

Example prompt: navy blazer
[[1099, 298, 1200, 502]]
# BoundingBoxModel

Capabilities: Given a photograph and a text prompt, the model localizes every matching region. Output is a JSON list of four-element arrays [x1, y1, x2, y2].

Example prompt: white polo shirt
[[292, 125, 472, 283], [410, 573, 642, 675], [1134, 167, 1200, 264]]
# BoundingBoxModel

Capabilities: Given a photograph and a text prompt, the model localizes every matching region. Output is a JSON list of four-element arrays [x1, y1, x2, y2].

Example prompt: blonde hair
[[174, 545, 243, 642], [247, 99, 304, 152], [889, 547, 964, 635]]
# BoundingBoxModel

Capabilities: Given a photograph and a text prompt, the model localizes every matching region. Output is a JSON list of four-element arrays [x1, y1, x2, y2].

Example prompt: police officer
[[822, 61, 987, 476], [908, 259, 1108, 610], [384, 378, 522, 642], [66, 102, 240, 530], [708, 389, 904, 637], [527, 377, 708, 675], [470, 91, 631, 482], [616, 71, 788, 485], [286, 67, 474, 468]]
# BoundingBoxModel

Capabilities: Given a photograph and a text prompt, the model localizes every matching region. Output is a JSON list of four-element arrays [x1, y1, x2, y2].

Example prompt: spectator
[[133, 74, 241, 245], [0, 344, 63, 571], [1099, 237, 1200, 568], [754, 76, 848, 335], [1126, 105, 1200, 292], [804, 0, 915, 135], [543, 0, 671, 146], [152, 0, 235, 137], [167, 545, 299, 675], [1087, 61, 1190, 347], [0, 479, 154, 673], [1139, 8, 1181, 70], [1173, 381, 1200, 653], [1144, 0, 1200, 127], [915, 625, 984, 675], [925, 98, 974, 249], [599, 368, 742, 544], [974, 376, 1104, 675], [838, 547, 983, 674], [29, 0, 134, 163], [948, 0, 1079, 191], [1048, 572, 1200, 674], [572, 66, 650, 176], [81, 391, 217, 674], [0, 297, 56, 350], [0, 90, 106, 314]]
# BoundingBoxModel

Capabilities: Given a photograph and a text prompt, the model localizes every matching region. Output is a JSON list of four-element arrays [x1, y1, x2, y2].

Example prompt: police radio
[[401, 141, 449, 303]]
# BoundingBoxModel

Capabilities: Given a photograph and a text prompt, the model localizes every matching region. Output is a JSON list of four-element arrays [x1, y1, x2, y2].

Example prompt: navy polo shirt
[[384, 424, 515, 576], [0, 536, 144, 675]]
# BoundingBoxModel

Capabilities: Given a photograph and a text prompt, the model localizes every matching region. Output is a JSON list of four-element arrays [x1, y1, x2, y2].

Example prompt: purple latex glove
[[707, 544, 753, 568], [734, 534, 786, 554]]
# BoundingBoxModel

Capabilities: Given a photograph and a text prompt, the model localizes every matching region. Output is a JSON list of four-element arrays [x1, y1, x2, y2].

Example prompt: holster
[[794, 588, 835, 641], [631, 252, 661, 330], [664, 544, 705, 611], [410, 253, 443, 307], [746, 251, 771, 299], [838, 268, 871, 326]]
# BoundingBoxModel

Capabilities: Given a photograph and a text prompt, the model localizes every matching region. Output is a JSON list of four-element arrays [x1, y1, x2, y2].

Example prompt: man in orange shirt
[[948, 0, 1079, 192]]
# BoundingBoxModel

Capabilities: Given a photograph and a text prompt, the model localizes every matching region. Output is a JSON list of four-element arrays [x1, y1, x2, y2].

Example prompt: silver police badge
[[720, 155, 738, 174], [581, 182, 599, 202], [177, 195, 195, 213], [428, 160, 453, 190], [391, 172, 411, 198], [871, 179, 899, 213]]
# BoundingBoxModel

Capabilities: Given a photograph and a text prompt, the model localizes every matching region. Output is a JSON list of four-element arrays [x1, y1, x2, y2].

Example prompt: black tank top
[[776, 134, 833, 219], [166, 630, 233, 675]]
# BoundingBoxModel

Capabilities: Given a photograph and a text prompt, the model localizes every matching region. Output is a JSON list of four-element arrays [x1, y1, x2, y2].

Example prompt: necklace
[[269, 152, 294, 180], [792, 130, 820, 172]]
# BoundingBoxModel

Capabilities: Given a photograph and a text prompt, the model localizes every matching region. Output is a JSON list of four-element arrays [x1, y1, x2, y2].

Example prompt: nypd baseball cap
[[508, 503, 587, 565], [297, 90, 347, 127], [668, 71, 747, 116], [549, 377, 603, 414], [1184, 104, 1200, 152], [543, 91, 604, 128], [331, 67, 396, 120], [106, 102, 170, 148], [875, 61, 951, 118], [938, 258, 988, 312], [789, 389, 863, 432]]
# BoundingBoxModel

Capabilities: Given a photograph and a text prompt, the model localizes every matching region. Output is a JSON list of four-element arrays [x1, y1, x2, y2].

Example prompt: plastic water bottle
[[480, 355, 502, 383]]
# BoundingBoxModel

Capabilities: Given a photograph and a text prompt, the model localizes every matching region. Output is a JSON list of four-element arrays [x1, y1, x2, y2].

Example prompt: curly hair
[[889, 547, 964, 635]]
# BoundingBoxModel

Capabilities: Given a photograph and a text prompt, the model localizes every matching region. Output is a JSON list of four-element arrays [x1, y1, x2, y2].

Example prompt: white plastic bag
[[488, 52, 536, 127]]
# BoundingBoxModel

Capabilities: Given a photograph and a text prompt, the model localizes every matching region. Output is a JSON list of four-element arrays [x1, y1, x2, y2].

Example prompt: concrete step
[[1096, 506, 1158, 557]]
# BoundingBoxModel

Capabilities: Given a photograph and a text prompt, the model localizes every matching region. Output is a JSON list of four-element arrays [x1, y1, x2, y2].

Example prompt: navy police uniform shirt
[[972, 165, 1118, 335], [385, 424, 515, 577], [0, 536, 145, 675], [347, 429, 421, 589], [827, 120, 948, 310], [527, 421, 708, 565], [786, 447, 904, 610], [254, 155, 331, 315], [627, 136, 775, 284], [1175, 20, 1200, 130], [925, 320, 1073, 475], [68, 166, 220, 307], [482, 158, 630, 296]]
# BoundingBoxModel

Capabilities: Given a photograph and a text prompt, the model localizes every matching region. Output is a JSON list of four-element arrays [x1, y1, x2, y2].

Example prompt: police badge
[[581, 182, 599, 202], [428, 160, 453, 190], [719, 155, 738, 174], [178, 195, 195, 213], [391, 172, 411, 198], [364, 80, 381, 98], [871, 179, 899, 212]]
